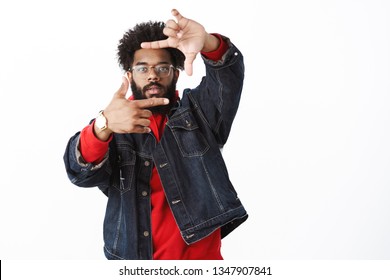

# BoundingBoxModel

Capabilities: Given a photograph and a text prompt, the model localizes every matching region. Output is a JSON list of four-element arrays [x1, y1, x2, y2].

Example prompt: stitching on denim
[[201, 157, 224, 211], [112, 200, 123, 252], [104, 246, 125, 260]]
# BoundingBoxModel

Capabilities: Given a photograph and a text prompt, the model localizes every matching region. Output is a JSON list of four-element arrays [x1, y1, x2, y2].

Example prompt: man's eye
[[137, 67, 148, 73], [158, 66, 169, 72]]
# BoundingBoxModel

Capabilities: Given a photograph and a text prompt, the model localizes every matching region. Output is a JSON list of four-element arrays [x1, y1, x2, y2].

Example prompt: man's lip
[[145, 85, 163, 96], [147, 85, 161, 90]]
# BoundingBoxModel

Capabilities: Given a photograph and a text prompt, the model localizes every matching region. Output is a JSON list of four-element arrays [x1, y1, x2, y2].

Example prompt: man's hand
[[93, 76, 169, 141], [141, 9, 219, 76]]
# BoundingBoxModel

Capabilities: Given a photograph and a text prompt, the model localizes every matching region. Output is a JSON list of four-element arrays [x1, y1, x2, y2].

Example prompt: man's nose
[[147, 67, 160, 81]]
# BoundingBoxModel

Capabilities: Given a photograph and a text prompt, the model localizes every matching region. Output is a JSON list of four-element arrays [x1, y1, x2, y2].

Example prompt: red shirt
[[80, 34, 228, 259]]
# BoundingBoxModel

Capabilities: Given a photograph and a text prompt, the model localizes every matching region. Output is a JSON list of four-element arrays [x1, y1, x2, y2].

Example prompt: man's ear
[[126, 71, 132, 82], [123, 71, 132, 99], [174, 69, 180, 81]]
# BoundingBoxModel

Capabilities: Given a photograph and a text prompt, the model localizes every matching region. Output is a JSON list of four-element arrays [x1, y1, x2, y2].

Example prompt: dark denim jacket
[[64, 36, 248, 260]]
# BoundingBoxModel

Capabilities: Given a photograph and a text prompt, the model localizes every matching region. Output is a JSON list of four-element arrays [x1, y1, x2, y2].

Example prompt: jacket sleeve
[[63, 130, 112, 191], [186, 35, 245, 146]]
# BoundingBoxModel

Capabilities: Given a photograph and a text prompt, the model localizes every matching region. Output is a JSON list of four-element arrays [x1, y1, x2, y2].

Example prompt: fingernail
[[163, 98, 169, 104]]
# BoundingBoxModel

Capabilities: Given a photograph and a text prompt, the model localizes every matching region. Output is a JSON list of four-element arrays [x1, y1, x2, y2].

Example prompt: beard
[[131, 79, 178, 114]]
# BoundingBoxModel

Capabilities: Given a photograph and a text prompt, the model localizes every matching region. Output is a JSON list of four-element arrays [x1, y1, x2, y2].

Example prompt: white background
[[0, 0, 389, 260]]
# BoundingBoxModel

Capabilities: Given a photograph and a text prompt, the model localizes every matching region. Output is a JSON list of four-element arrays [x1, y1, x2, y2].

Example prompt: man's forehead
[[133, 48, 171, 64]]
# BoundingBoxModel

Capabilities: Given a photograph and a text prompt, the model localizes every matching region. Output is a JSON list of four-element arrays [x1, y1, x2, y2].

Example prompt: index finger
[[132, 98, 169, 108], [141, 39, 170, 49]]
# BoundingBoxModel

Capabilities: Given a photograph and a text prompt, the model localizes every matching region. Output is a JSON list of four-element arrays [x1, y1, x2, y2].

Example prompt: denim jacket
[[63, 36, 248, 260]]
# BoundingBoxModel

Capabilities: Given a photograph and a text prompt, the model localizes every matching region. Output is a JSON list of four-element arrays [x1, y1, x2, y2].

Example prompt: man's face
[[127, 49, 179, 113]]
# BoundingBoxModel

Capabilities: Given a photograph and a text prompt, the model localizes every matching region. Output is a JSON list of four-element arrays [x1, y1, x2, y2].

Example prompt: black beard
[[131, 80, 177, 114]]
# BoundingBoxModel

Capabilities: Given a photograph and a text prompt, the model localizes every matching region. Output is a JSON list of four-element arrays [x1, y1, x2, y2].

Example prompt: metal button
[[141, 191, 148, 197], [186, 234, 194, 239], [143, 231, 149, 237], [159, 163, 168, 168], [144, 160, 150, 166]]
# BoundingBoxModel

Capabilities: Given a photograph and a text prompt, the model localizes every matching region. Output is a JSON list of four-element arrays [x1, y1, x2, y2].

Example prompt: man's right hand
[[93, 76, 169, 141]]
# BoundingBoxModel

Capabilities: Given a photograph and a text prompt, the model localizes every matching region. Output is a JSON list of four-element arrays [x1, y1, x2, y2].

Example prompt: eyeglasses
[[130, 64, 175, 78]]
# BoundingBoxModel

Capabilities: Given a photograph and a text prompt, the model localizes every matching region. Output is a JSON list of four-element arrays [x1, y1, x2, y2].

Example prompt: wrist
[[93, 122, 112, 142], [201, 33, 220, 53], [93, 111, 113, 141]]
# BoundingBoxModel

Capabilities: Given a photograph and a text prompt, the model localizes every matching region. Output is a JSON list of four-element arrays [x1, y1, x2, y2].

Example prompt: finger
[[163, 25, 181, 39], [165, 19, 180, 34], [184, 52, 197, 76], [184, 63, 193, 76], [137, 108, 153, 119], [171, 9, 183, 21], [115, 76, 130, 99], [171, 9, 189, 36], [133, 98, 169, 108], [141, 39, 169, 49], [133, 117, 151, 128], [129, 125, 151, 134]]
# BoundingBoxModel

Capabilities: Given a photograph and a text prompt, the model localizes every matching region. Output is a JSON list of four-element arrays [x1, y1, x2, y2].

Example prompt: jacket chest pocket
[[167, 111, 209, 157], [114, 144, 136, 193]]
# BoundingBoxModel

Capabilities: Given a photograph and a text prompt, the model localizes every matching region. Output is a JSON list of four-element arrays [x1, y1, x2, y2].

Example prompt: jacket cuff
[[80, 121, 111, 163], [201, 33, 228, 61]]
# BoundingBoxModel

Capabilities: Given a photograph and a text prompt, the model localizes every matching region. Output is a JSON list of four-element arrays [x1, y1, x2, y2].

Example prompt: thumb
[[184, 53, 197, 76], [115, 75, 130, 99]]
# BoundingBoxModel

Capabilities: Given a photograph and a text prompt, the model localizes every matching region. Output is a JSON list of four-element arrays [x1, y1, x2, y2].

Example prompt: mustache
[[143, 82, 163, 91]]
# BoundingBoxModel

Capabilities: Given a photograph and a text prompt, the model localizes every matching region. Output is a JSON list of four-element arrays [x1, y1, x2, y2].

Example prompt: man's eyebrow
[[134, 61, 171, 66]]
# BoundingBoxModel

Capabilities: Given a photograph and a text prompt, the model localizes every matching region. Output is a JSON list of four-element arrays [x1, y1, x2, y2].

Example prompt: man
[[64, 9, 247, 260]]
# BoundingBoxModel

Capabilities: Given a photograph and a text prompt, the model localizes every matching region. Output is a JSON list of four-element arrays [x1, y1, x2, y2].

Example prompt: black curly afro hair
[[117, 21, 185, 72]]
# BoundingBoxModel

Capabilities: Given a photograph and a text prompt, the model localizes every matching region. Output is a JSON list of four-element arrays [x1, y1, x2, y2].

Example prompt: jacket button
[[143, 231, 149, 237], [141, 191, 148, 197], [144, 160, 150, 166]]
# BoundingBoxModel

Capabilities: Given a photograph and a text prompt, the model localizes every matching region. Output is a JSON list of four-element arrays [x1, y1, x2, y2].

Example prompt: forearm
[[196, 37, 245, 144]]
